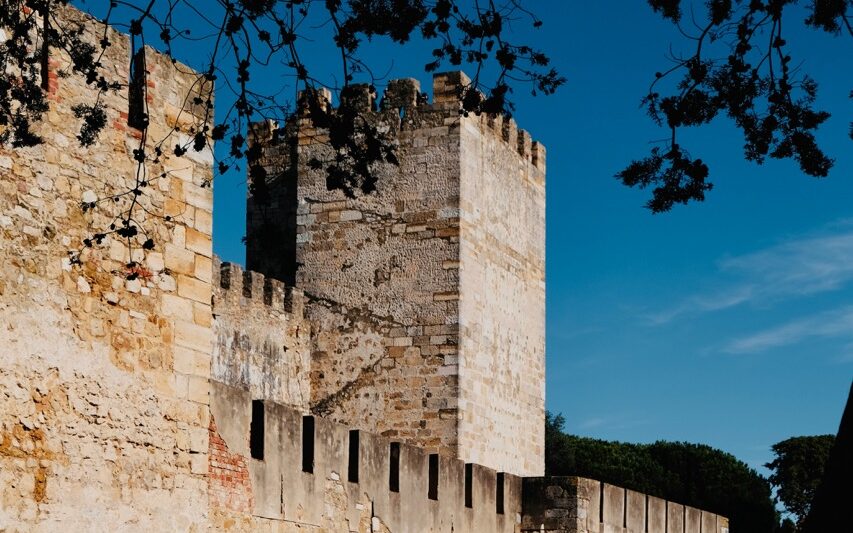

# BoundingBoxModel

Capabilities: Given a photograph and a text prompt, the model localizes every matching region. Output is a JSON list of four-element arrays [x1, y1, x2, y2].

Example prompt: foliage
[[619, 0, 852, 212], [545, 411, 780, 533], [765, 434, 835, 528], [0, 0, 563, 266]]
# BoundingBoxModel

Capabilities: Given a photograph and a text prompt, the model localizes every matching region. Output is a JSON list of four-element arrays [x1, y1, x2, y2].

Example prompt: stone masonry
[[0, 5, 213, 530], [246, 72, 545, 477], [0, 5, 727, 532]]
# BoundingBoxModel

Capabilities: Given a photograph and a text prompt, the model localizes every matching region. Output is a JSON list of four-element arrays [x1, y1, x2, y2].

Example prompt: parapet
[[520, 477, 730, 533], [209, 381, 523, 531], [211, 257, 311, 409], [51, 4, 213, 144], [255, 71, 546, 172], [213, 257, 304, 320], [208, 383, 728, 532]]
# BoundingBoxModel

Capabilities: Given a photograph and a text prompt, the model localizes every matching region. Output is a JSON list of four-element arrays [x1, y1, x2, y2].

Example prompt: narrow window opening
[[683, 506, 687, 533], [495, 472, 505, 515], [347, 430, 359, 483], [40, 4, 50, 91], [249, 399, 264, 460], [464, 463, 473, 508], [389, 442, 400, 492], [128, 46, 148, 130], [427, 453, 439, 501], [302, 415, 315, 473], [645, 495, 649, 532], [242, 270, 253, 298], [665, 501, 669, 533], [599, 482, 604, 523], [624, 490, 628, 527]]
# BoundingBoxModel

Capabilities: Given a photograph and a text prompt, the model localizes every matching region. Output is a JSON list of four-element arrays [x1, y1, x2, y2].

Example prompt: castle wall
[[0, 6, 213, 530], [247, 79, 465, 458], [246, 73, 547, 476], [208, 381, 524, 532], [212, 260, 311, 408], [456, 94, 547, 476], [0, 7, 731, 531], [520, 477, 730, 533]]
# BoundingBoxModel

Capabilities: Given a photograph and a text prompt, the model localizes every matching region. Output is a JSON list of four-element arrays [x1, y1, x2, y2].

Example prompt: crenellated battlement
[[248, 71, 545, 172], [247, 68, 547, 477], [209, 381, 524, 531], [1, 4, 729, 532], [213, 258, 304, 320], [211, 257, 311, 410]]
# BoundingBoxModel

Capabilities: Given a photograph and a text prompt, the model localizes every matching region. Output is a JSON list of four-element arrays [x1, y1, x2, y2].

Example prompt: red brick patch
[[208, 416, 254, 514]]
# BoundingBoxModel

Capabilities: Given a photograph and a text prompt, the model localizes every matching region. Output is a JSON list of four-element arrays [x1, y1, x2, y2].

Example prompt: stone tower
[[246, 72, 546, 476]]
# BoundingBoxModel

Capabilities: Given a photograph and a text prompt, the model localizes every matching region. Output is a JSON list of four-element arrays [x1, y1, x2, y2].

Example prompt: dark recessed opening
[[645, 494, 649, 532], [464, 463, 473, 508], [347, 430, 359, 483], [249, 399, 264, 460], [428, 453, 439, 501], [496, 472, 505, 515], [599, 482, 605, 524], [302, 415, 315, 473], [128, 47, 148, 130], [624, 489, 628, 528], [242, 270, 253, 298], [389, 442, 400, 492]]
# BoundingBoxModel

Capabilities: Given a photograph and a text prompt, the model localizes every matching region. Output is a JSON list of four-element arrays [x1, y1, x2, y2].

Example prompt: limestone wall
[[206, 386, 729, 533], [457, 80, 547, 477], [208, 381, 524, 532], [520, 477, 730, 533], [247, 76, 466, 458], [246, 72, 547, 476], [0, 5, 213, 530], [212, 260, 311, 409]]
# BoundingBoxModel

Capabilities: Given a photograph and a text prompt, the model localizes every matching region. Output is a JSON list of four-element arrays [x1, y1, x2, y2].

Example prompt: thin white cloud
[[646, 285, 755, 325], [578, 417, 607, 430], [720, 231, 853, 297], [724, 306, 853, 354], [649, 224, 853, 324], [575, 415, 652, 432]]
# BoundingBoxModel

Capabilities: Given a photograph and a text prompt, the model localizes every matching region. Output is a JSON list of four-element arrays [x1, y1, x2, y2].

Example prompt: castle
[[0, 6, 728, 532]]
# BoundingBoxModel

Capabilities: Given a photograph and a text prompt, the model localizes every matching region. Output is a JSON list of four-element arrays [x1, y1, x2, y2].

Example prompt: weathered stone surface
[[0, 5, 213, 529], [520, 478, 730, 533], [246, 72, 545, 477], [212, 261, 311, 408], [0, 5, 729, 532]]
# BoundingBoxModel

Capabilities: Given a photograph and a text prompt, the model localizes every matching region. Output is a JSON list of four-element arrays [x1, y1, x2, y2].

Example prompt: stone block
[[187, 375, 210, 404], [174, 319, 212, 353], [173, 345, 197, 374], [185, 227, 212, 257], [162, 293, 194, 318], [183, 182, 212, 211], [177, 274, 210, 303], [194, 208, 212, 234], [165, 243, 195, 275]]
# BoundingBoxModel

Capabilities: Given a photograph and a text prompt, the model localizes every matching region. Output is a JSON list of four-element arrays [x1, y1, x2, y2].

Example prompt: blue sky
[[77, 0, 852, 473]]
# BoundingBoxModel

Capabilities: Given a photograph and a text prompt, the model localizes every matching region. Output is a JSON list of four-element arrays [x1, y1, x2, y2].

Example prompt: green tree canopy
[[546, 412, 779, 533], [765, 435, 835, 528]]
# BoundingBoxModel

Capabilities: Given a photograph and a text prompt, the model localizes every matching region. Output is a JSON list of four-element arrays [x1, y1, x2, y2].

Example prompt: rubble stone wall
[[212, 260, 311, 409], [247, 77, 466, 458], [0, 5, 213, 530], [246, 72, 546, 476]]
